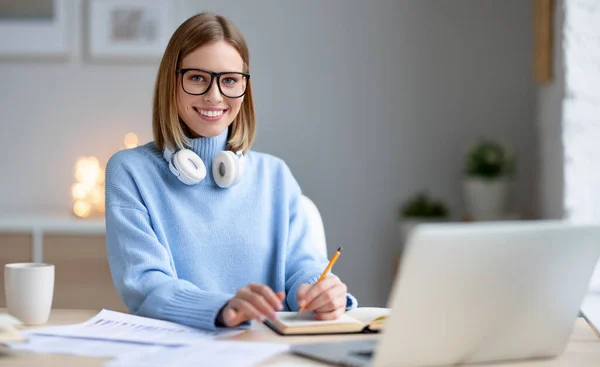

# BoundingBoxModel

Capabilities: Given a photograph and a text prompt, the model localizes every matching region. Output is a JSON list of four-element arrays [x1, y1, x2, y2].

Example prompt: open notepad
[[265, 307, 390, 336]]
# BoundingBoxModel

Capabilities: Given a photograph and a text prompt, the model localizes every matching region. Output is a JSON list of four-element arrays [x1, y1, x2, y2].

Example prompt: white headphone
[[163, 147, 245, 188]]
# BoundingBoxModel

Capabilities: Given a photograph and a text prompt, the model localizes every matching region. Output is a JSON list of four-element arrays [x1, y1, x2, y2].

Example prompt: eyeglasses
[[176, 68, 250, 98]]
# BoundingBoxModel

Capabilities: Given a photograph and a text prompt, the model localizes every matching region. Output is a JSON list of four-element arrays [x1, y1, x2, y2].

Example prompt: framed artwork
[[0, 0, 71, 58], [87, 0, 175, 62], [533, 0, 554, 84]]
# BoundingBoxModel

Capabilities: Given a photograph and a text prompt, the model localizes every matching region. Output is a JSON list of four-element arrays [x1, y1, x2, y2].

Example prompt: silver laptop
[[292, 220, 600, 367]]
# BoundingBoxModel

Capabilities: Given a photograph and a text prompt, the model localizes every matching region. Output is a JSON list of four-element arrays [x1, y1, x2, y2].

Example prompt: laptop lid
[[373, 220, 600, 367]]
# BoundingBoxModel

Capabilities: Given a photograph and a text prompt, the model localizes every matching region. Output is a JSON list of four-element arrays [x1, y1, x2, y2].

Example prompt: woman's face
[[177, 41, 245, 138]]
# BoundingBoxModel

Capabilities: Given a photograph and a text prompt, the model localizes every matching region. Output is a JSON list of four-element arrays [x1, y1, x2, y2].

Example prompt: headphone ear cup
[[232, 154, 245, 186], [213, 151, 243, 188], [172, 149, 206, 185]]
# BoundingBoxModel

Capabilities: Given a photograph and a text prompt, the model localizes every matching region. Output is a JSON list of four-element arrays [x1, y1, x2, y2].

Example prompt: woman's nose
[[203, 80, 223, 104]]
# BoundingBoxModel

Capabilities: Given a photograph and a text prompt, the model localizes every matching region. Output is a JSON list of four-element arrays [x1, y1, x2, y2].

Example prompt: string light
[[124, 133, 139, 149], [72, 156, 104, 218], [72, 133, 138, 218], [73, 200, 91, 218]]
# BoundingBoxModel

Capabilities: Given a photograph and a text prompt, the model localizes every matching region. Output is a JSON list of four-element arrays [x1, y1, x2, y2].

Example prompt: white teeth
[[198, 109, 223, 117]]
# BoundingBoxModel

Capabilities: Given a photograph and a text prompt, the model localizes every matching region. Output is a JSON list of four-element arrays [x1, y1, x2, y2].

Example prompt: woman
[[105, 13, 356, 331]]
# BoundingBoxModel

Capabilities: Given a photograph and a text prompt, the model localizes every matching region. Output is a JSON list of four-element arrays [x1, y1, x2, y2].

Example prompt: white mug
[[5, 263, 55, 325]]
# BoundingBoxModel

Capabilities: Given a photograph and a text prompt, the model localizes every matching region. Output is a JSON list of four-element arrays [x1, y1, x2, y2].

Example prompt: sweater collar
[[189, 127, 229, 185]]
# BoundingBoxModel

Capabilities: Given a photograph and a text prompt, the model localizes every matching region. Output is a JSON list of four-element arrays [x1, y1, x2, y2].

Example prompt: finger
[[305, 284, 347, 312], [302, 276, 340, 305], [221, 304, 250, 327], [276, 291, 285, 302], [248, 283, 284, 311], [304, 282, 347, 311], [238, 288, 278, 319], [315, 306, 346, 321], [229, 298, 265, 323], [296, 284, 311, 308], [299, 276, 341, 309]]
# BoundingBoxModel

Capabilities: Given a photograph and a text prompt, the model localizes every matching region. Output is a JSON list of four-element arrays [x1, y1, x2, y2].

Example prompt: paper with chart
[[10, 335, 288, 367], [28, 309, 241, 346], [10, 334, 163, 358], [106, 340, 290, 367], [11, 309, 284, 366]]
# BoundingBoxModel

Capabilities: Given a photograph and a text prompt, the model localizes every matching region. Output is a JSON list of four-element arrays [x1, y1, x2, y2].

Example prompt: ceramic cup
[[5, 263, 55, 325]]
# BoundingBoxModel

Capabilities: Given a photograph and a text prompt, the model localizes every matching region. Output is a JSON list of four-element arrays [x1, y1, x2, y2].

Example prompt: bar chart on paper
[[28, 309, 240, 346]]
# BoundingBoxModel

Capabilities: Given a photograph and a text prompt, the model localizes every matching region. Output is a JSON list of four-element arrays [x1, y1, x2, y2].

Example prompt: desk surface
[[2, 309, 599, 366]]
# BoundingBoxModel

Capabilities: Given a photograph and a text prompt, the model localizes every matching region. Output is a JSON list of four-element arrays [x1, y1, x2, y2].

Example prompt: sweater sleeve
[[281, 164, 358, 311], [105, 154, 236, 331]]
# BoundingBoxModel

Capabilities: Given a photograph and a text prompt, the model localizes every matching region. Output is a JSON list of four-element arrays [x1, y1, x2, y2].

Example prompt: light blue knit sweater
[[105, 128, 356, 331]]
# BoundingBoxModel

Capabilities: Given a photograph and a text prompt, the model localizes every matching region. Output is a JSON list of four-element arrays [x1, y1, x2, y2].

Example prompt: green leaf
[[465, 139, 516, 179], [401, 192, 450, 219]]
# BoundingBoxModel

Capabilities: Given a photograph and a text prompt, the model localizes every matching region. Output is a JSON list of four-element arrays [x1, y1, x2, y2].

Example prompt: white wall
[[563, 0, 600, 222], [0, 0, 536, 306], [537, 0, 600, 290], [561, 0, 600, 290]]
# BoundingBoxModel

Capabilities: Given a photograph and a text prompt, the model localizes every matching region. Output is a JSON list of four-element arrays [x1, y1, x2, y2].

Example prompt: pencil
[[299, 247, 343, 311]]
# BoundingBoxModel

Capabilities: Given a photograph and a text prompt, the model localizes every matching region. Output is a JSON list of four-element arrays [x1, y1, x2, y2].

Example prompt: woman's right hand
[[218, 283, 285, 327]]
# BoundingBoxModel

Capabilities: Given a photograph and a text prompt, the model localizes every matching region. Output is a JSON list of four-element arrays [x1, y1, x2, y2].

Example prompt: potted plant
[[464, 139, 516, 221], [399, 192, 450, 241]]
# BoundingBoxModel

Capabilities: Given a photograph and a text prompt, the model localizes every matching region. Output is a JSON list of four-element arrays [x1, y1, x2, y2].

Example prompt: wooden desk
[[2, 309, 599, 366]]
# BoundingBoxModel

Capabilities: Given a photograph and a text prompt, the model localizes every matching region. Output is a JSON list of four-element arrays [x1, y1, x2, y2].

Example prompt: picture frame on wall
[[86, 0, 175, 62], [0, 0, 71, 59]]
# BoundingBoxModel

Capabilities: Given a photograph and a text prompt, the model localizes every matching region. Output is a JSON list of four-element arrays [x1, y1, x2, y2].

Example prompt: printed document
[[106, 340, 289, 367], [28, 309, 240, 346]]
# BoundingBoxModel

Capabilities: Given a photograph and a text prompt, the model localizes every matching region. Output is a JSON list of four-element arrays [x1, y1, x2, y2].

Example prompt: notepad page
[[346, 307, 391, 325], [275, 312, 362, 327]]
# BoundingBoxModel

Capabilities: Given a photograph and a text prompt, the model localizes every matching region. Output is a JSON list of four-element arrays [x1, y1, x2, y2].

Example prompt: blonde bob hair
[[153, 13, 255, 153]]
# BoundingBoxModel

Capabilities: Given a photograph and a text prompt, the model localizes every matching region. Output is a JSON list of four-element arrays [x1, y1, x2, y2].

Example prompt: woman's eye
[[222, 77, 238, 85], [190, 75, 206, 82]]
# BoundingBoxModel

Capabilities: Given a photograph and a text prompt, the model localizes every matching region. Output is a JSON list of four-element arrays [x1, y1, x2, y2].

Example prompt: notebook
[[264, 307, 390, 336]]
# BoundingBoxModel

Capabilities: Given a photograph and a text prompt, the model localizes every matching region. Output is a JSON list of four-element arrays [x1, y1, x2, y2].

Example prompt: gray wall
[[0, 0, 536, 306], [537, 0, 565, 219]]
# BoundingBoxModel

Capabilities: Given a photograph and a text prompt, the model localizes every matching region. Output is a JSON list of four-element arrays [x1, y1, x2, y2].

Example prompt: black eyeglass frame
[[176, 68, 251, 98]]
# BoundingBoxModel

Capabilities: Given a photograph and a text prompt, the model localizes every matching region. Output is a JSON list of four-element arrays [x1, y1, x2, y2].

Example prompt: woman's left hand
[[296, 276, 348, 320]]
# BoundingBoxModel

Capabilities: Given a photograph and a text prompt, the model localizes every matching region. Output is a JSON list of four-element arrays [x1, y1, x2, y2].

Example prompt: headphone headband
[[163, 146, 174, 162]]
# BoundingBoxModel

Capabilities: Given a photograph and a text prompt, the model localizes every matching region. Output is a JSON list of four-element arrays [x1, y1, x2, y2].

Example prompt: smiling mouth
[[194, 108, 227, 118]]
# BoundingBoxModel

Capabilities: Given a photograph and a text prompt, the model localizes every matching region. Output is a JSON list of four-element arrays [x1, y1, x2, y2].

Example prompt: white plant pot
[[399, 218, 447, 243], [464, 178, 509, 221]]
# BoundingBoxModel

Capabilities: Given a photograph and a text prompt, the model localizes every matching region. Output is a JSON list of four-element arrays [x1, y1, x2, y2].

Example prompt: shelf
[[0, 214, 106, 263], [0, 214, 105, 234]]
